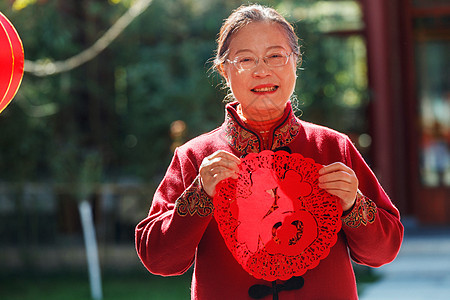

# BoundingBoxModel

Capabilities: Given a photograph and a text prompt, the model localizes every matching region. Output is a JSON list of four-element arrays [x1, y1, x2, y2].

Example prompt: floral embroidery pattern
[[343, 191, 377, 228], [176, 176, 214, 217], [271, 115, 300, 150], [224, 103, 301, 154], [224, 113, 261, 154]]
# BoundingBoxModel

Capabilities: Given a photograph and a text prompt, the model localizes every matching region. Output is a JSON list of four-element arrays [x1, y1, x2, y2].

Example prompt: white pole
[[79, 200, 103, 300]]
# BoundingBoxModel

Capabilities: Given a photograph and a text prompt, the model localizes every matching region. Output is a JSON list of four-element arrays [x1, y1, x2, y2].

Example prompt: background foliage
[[0, 0, 368, 184]]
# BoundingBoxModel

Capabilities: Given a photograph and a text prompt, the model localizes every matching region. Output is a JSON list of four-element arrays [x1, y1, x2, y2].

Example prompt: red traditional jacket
[[135, 101, 403, 300]]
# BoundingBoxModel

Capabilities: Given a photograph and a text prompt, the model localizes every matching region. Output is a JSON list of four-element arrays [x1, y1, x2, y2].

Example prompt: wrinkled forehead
[[226, 22, 292, 56]]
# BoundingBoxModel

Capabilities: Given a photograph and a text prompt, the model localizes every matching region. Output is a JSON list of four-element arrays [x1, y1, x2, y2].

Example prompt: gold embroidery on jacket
[[224, 113, 260, 153], [271, 116, 300, 150], [176, 176, 214, 217], [343, 191, 377, 228]]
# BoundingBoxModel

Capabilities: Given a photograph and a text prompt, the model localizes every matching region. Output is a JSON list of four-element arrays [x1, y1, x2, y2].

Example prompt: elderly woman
[[136, 4, 403, 300]]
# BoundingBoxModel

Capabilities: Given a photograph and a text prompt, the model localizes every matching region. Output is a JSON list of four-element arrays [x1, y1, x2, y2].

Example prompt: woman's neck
[[237, 104, 284, 123], [237, 104, 284, 134]]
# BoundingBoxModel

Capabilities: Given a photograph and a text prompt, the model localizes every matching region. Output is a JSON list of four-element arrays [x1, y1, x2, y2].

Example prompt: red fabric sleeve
[[341, 138, 404, 267], [135, 148, 214, 276]]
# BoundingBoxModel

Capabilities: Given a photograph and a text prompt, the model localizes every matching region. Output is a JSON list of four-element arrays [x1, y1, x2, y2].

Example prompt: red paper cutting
[[0, 12, 24, 114], [214, 150, 343, 281]]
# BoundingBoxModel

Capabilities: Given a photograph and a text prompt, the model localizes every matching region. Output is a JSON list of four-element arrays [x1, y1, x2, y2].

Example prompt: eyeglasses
[[227, 52, 294, 71]]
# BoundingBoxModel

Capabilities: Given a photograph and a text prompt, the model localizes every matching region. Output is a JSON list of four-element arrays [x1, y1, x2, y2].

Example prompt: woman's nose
[[252, 60, 272, 77]]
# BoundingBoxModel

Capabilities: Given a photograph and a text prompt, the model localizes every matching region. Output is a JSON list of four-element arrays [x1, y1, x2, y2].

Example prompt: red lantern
[[0, 12, 24, 114]]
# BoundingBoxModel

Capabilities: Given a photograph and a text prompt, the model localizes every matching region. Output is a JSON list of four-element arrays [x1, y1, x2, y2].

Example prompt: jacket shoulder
[[299, 120, 349, 142], [176, 127, 226, 160]]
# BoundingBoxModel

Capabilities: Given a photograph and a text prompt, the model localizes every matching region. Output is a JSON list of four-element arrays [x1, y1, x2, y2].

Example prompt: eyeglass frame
[[226, 51, 297, 71]]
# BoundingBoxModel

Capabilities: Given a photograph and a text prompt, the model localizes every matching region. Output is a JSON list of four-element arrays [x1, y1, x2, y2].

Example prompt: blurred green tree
[[0, 0, 369, 184]]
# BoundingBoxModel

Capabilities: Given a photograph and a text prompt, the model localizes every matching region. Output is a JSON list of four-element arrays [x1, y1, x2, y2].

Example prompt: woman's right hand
[[199, 150, 241, 197]]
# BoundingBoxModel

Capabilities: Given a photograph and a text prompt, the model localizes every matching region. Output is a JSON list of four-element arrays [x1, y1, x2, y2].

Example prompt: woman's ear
[[219, 64, 230, 87], [218, 63, 226, 76]]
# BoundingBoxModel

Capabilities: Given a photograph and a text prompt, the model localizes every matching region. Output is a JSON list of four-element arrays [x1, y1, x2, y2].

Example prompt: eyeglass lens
[[232, 52, 291, 70]]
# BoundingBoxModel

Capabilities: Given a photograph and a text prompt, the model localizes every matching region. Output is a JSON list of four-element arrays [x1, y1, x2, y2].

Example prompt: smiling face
[[222, 22, 298, 121]]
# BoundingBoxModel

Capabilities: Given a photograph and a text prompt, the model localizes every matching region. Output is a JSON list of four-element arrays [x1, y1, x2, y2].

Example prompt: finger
[[202, 153, 241, 172], [207, 158, 240, 173], [319, 162, 354, 175], [201, 169, 238, 197], [200, 160, 239, 187], [324, 188, 353, 199], [202, 166, 238, 182], [319, 171, 355, 185], [211, 150, 241, 165], [318, 181, 353, 193], [320, 184, 357, 209], [213, 169, 239, 181], [209, 166, 239, 177]]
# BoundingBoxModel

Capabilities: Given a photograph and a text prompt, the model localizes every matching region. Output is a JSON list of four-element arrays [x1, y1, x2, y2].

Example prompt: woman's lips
[[251, 84, 279, 93]]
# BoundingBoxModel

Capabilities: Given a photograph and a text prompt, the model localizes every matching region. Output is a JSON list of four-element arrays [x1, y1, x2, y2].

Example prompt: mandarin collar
[[222, 101, 301, 154]]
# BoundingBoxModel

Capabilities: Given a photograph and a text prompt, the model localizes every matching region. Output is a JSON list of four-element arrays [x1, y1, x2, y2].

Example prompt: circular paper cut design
[[0, 12, 24, 114], [214, 150, 343, 281]]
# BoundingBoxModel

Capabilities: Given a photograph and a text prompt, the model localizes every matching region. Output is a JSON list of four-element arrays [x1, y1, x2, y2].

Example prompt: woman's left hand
[[318, 162, 358, 212]]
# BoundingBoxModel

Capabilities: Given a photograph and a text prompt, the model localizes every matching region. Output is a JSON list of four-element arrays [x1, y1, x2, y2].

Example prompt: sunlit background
[[0, 0, 449, 299]]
